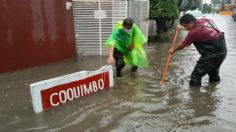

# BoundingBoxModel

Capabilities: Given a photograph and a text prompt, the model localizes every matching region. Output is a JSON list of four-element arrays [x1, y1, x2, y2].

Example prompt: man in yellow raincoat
[[105, 18, 148, 77]]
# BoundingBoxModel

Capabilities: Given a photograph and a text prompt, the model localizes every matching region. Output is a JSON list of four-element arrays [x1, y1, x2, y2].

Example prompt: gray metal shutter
[[72, 0, 127, 56], [128, 0, 149, 38]]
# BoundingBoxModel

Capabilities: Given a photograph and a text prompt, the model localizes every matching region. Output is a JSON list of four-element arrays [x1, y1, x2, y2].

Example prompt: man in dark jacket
[[170, 14, 227, 86]]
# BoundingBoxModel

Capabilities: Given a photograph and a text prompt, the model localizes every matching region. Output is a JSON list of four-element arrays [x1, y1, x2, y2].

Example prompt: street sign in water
[[30, 65, 113, 113]]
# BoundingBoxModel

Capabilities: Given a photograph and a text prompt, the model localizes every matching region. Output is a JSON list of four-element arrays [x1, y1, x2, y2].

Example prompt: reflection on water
[[0, 14, 236, 131]]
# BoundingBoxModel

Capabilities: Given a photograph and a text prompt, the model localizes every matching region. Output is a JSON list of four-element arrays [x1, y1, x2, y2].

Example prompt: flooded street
[[1, 14, 236, 131]]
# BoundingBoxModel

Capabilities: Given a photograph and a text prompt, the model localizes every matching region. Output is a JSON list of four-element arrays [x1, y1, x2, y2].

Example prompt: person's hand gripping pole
[[160, 25, 181, 85]]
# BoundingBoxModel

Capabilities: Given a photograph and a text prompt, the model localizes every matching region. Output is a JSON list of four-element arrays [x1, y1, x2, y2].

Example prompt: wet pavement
[[1, 14, 236, 132]]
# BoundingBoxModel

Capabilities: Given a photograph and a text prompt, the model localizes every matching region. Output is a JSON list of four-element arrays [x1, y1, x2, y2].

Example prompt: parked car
[[186, 10, 205, 19]]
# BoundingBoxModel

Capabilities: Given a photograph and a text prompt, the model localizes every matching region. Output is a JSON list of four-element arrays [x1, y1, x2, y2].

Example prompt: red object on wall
[[0, 0, 76, 73]]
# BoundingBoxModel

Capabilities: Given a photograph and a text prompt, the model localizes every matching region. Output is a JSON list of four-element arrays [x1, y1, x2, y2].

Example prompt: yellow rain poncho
[[105, 21, 148, 68]]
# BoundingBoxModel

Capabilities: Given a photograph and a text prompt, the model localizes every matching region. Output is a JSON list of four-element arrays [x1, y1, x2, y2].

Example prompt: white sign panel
[[30, 65, 113, 113]]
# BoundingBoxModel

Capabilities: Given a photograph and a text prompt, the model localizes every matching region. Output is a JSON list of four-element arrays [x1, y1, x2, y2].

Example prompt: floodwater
[[1, 14, 236, 132]]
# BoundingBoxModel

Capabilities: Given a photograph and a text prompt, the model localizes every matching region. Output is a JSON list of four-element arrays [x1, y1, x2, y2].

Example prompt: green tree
[[149, 0, 179, 41], [149, 0, 201, 42], [207, 4, 213, 13]]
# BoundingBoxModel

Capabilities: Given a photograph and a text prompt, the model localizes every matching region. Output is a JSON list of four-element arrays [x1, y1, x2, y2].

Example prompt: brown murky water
[[1, 14, 236, 132]]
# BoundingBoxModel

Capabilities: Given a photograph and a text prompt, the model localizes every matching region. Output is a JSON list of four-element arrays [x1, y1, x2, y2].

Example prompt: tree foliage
[[149, 0, 201, 42], [149, 0, 179, 41], [149, 0, 179, 20]]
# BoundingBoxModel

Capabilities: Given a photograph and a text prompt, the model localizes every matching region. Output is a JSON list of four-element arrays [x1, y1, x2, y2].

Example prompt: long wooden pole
[[160, 27, 180, 85]]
